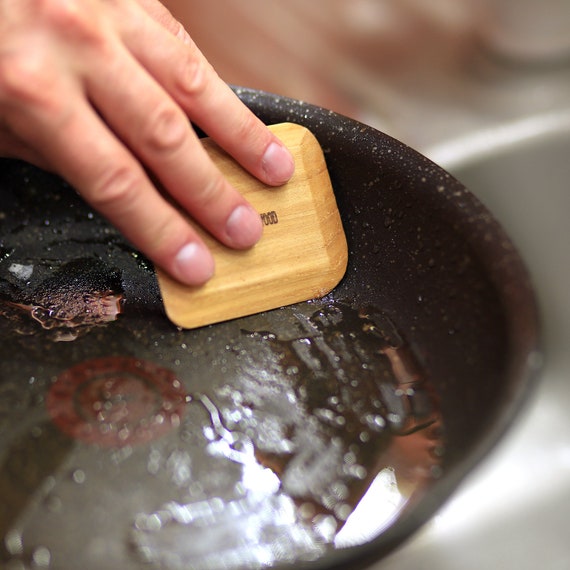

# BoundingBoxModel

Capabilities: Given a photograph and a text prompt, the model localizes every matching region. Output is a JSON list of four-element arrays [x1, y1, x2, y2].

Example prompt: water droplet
[[359, 431, 370, 443], [135, 513, 164, 533], [32, 546, 51, 567], [334, 503, 352, 521], [44, 494, 63, 514], [349, 464, 368, 480], [343, 452, 357, 465], [4, 529, 23, 556], [430, 465, 444, 478], [30, 426, 43, 438], [313, 515, 338, 542]]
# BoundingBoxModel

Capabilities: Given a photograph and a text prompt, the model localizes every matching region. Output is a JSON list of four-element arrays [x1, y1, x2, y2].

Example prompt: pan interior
[[0, 92, 538, 570], [0, 159, 443, 568]]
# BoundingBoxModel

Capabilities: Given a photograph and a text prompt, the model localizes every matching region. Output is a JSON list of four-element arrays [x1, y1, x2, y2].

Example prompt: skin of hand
[[0, 0, 295, 286]]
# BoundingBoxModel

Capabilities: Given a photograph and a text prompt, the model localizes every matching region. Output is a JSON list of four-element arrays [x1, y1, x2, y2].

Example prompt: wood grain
[[157, 123, 348, 329]]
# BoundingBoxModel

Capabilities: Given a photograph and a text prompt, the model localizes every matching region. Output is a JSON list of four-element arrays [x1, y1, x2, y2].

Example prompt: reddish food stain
[[47, 357, 187, 447]]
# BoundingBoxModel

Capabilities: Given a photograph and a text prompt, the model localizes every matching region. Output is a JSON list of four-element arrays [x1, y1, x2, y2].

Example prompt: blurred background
[[166, 0, 570, 150]]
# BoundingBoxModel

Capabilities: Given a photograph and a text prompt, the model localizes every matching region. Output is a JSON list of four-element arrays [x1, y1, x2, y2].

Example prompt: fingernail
[[174, 242, 215, 285], [225, 204, 262, 248], [262, 141, 295, 185]]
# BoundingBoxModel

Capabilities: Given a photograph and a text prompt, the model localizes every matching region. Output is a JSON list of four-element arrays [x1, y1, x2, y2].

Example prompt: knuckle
[[232, 112, 262, 147], [142, 105, 188, 155], [40, 0, 85, 29], [174, 23, 193, 46], [90, 164, 142, 212], [143, 1, 185, 42], [177, 53, 211, 99], [196, 173, 227, 209], [39, 0, 104, 45], [145, 213, 181, 254], [0, 52, 49, 104], [0, 50, 73, 129]]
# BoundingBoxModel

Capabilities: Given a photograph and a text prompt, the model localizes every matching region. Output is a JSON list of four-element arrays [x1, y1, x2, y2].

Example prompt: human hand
[[0, 0, 294, 285]]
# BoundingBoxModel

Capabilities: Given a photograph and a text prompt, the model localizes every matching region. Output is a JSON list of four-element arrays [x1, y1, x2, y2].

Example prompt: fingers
[[0, 0, 295, 287], [83, 40, 263, 252], [3, 84, 216, 285], [116, 0, 295, 186], [0, 18, 212, 285]]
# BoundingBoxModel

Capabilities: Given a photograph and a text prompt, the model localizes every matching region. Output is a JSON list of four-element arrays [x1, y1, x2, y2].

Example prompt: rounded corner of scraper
[[162, 306, 193, 330]]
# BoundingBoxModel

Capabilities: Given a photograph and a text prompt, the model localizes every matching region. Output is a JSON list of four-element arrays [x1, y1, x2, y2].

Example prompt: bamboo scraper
[[156, 122, 348, 329]]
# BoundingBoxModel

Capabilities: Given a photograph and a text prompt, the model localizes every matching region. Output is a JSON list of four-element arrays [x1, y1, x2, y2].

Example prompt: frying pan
[[0, 88, 540, 570]]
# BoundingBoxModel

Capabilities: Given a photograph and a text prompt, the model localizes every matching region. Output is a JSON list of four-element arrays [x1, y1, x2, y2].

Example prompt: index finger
[[115, 2, 295, 186]]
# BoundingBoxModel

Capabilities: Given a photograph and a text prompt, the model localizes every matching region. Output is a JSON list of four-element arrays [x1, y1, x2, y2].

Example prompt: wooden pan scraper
[[156, 122, 348, 329]]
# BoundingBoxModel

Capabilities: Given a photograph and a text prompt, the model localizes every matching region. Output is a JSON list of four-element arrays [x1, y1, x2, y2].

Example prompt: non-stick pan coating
[[0, 89, 540, 569]]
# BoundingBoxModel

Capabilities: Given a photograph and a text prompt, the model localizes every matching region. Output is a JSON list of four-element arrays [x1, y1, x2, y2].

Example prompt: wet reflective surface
[[0, 297, 443, 568], [0, 305, 443, 568], [0, 160, 443, 569], [126, 303, 443, 569], [0, 88, 540, 568]]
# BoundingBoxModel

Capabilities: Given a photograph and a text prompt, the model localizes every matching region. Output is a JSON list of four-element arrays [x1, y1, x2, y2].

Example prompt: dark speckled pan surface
[[0, 88, 540, 570]]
